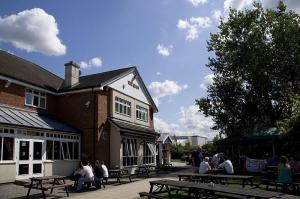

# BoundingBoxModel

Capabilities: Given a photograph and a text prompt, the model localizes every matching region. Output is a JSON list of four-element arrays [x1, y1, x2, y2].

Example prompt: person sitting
[[211, 153, 223, 168], [94, 160, 105, 188], [76, 161, 95, 192], [100, 160, 109, 184], [199, 157, 211, 174], [218, 156, 234, 174], [278, 156, 292, 184]]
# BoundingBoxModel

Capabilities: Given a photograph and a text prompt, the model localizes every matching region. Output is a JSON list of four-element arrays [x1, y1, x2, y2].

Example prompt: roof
[[0, 50, 158, 112], [157, 133, 173, 144], [59, 67, 135, 92], [0, 50, 64, 92], [109, 118, 159, 139], [0, 105, 80, 133]]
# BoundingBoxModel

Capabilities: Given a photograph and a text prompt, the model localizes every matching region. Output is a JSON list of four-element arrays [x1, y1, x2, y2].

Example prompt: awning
[[147, 143, 156, 155], [0, 106, 80, 133], [109, 118, 159, 140]]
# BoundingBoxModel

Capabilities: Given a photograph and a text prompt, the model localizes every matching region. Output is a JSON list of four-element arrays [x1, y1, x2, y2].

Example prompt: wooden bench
[[214, 192, 247, 199], [139, 192, 169, 199]]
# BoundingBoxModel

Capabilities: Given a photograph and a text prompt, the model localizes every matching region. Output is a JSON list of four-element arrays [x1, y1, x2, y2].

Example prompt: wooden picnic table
[[149, 179, 300, 199], [135, 165, 157, 178], [177, 173, 254, 187], [108, 169, 132, 183], [25, 175, 72, 199]]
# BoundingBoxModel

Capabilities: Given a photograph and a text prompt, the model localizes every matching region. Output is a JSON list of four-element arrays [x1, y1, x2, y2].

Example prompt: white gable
[[107, 72, 151, 104]]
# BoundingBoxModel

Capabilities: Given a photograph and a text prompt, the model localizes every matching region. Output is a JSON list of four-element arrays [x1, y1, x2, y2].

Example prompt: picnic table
[[149, 179, 300, 199], [108, 169, 132, 183], [25, 175, 72, 199], [177, 173, 254, 187], [135, 165, 157, 178]]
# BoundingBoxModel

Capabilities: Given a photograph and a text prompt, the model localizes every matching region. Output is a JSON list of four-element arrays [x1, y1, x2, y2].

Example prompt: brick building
[[0, 50, 158, 183]]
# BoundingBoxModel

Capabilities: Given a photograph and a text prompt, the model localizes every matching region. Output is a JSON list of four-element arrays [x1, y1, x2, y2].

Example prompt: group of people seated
[[73, 160, 109, 192], [191, 147, 234, 174]]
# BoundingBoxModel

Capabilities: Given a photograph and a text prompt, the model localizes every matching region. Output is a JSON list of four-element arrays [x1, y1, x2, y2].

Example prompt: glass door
[[16, 139, 44, 180], [32, 141, 43, 177]]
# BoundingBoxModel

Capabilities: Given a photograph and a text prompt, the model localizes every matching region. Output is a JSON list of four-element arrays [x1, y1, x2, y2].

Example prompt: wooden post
[[272, 141, 275, 157]]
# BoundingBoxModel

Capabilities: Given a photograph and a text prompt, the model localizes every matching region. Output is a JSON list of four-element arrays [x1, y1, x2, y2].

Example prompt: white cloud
[[0, 8, 66, 56], [212, 9, 223, 23], [200, 74, 214, 90], [187, 0, 208, 7], [154, 106, 217, 139], [157, 44, 173, 57], [178, 105, 217, 139], [156, 72, 161, 76], [148, 80, 188, 106], [223, 0, 300, 19], [79, 57, 103, 69], [177, 17, 212, 41]]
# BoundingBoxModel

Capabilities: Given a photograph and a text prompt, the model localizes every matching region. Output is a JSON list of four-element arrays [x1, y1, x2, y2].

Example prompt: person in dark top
[[94, 160, 105, 188], [191, 147, 203, 173]]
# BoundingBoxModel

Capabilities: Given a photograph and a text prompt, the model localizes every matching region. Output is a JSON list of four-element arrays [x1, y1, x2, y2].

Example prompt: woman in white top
[[218, 157, 234, 174], [199, 157, 211, 174]]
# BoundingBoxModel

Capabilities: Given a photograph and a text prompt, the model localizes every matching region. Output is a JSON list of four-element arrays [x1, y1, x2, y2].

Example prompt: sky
[[1, 0, 300, 140]]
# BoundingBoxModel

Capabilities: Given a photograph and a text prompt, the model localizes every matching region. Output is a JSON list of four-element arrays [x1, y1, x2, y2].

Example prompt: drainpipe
[[93, 88, 96, 164]]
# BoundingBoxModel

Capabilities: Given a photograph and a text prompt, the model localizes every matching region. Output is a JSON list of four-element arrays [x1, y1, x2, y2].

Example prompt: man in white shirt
[[101, 161, 109, 183], [199, 157, 211, 174], [211, 153, 223, 168], [218, 157, 234, 174], [76, 162, 95, 191]]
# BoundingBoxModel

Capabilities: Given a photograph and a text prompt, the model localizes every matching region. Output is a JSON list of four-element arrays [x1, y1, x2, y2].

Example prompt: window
[[136, 105, 148, 122], [115, 97, 131, 116], [46, 140, 79, 160], [25, 88, 46, 109], [143, 143, 155, 164], [0, 137, 14, 161], [46, 140, 53, 160], [122, 138, 137, 166]]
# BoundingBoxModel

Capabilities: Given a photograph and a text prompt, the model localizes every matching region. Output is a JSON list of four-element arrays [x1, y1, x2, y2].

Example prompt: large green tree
[[196, 2, 300, 137]]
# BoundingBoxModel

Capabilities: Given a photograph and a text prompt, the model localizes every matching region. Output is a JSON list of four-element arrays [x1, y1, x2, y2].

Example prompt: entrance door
[[16, 140, 44, 180]]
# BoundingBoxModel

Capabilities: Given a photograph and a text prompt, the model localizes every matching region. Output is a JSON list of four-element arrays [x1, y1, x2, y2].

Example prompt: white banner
[[245, 157, 266, 172]]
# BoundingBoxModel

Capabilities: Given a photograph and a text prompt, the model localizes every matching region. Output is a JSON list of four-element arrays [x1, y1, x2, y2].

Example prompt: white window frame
[[122, 138, 138, 166], [143, 143, 155, 165], [136, 105, 148, 122], [25, 88, 46, 109], [115, 97, 131, 117]]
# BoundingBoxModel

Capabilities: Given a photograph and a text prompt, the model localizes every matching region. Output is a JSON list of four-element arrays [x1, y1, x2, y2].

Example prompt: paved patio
[[0, 162, 190, 199]]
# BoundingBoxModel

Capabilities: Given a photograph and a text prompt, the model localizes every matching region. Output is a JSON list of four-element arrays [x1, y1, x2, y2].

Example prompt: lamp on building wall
[[84, 100, 91, 108], [4, 80, 11, 88]]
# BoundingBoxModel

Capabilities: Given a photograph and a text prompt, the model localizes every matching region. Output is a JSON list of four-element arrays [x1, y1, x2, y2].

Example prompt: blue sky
[[1, 0, 299, 139]]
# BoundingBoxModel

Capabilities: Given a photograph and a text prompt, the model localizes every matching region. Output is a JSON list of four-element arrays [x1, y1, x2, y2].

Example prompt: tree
[[196, 1, 300, 137]]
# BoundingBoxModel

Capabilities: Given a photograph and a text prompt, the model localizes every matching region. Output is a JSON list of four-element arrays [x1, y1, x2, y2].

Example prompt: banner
[[245, 157, 266, 172]]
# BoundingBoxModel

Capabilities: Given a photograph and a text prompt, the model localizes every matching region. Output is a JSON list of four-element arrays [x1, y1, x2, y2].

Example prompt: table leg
[[242, 179, 245, 188], [149, 183, 154, 193], [26, 180, 33, 199]]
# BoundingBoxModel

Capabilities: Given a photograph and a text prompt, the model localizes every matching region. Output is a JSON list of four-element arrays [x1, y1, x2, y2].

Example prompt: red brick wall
[[94, 90, 110, 165], [0, 80, 57, 114]]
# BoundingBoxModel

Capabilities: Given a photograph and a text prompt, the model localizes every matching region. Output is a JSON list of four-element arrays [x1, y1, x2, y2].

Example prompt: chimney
[[64, 61, 80, 87]]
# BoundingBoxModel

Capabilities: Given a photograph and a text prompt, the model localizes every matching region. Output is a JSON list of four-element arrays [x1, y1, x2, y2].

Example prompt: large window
[[115, 97, 131, 116], [122, 138, 137, 166], [0, 137, 14, 161], [25, 88, 46, 109], [136, 105, 148, 122], [46, 140, 79, 160], [143, 143, 155, 164]]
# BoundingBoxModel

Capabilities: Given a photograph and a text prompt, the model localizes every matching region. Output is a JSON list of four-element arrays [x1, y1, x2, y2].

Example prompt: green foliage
[[278, 95, 300, 135], [196, 1, 300, 137], [171, 143, 198, 159]]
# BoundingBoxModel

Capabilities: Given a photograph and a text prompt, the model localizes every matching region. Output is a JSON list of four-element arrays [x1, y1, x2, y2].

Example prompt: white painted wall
[[108, 72, 151, 105]]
